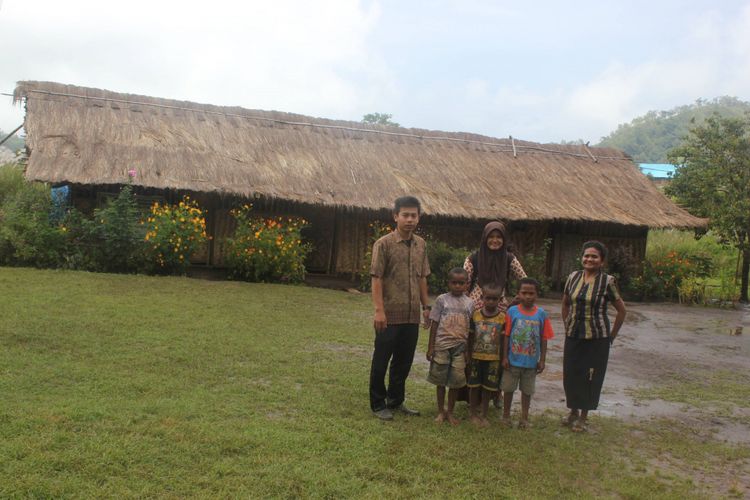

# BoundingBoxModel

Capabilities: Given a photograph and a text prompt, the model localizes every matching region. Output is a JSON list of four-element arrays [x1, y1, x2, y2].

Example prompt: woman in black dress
[[561, 241, 626, 432]]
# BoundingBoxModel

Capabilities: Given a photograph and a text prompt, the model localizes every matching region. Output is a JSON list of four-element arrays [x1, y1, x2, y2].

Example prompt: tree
[[666, 113, 750, 302], [361, 113, 399, 127]]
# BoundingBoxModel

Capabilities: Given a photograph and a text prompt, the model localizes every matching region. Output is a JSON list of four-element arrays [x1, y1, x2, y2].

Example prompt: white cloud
[[560, 5, 750, 141], [3, 0, 750, 144], [0, 0, 393, 131]]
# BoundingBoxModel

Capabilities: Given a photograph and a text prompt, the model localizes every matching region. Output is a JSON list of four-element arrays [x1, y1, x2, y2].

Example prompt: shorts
[[427, 344, 467, 389], [466, 358, 501, 391], [501, 365, 537, 395]]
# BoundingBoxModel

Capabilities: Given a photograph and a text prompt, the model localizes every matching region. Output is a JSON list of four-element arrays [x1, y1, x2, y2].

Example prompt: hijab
[[476, 221, 511, 291]]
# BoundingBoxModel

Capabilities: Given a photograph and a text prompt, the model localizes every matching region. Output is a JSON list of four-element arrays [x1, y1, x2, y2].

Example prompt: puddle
[[520, 299, 750, 443]]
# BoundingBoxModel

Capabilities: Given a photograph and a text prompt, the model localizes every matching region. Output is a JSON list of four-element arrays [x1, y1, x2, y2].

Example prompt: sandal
[[561, 413, 578, 427], [571, 419, 588, 433]]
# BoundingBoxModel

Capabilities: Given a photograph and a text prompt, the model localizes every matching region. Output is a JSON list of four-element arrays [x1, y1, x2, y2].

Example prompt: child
[[426, 268, 474, 425], [501, 277, 554, 429], [467, 285, 505, 427]]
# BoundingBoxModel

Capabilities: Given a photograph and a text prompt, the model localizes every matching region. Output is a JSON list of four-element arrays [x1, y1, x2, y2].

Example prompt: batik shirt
[[504, 305, 554, 369], [370, 231, 431, 324], [469, 309, 505, 361], [429, 293, 475, 351]]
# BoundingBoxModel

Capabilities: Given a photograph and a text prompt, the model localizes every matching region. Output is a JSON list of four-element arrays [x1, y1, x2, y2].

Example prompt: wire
[[640, 167, 675, 174]]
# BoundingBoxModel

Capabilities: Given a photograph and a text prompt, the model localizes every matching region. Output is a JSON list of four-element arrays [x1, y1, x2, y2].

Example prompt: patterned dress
[[463, 255, 527, 311]]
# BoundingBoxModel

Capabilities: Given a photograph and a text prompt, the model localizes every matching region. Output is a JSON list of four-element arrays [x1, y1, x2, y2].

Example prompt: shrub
[[142, 196, 209, 275], [358, 221, 392, 291], [57, 208, 101, 271], [86, 184, 144, 273], [630, 247, 714, 301], [426, 240, 470, 294], [0, 164, 66, 268], [512, 238, 552, 296], [225, 205, 311, 283]]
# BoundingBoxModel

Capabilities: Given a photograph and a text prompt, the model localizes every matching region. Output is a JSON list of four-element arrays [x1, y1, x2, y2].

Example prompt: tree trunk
[[741, 247, 750, 303]]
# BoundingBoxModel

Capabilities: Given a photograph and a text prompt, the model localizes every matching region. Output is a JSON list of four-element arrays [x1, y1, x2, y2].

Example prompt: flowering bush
[[358, 221, 392, 291], [225, 205, 311, 283], [142, 196, 208, 274], [629, 248, 713, 301]]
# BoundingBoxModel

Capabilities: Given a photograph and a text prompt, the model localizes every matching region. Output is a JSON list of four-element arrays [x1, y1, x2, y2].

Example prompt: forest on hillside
[[596, 96, 750, 163]]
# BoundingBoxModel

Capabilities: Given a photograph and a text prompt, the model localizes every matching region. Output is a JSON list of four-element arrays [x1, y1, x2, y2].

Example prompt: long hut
[[13, 81, 705, 287]]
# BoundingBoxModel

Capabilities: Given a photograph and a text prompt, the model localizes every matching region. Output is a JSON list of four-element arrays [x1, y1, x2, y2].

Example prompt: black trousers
[[369, 323, 420, 412]]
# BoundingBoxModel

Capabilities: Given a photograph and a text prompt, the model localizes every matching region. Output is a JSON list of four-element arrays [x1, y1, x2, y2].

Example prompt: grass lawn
[[1, 268, 747, 498]]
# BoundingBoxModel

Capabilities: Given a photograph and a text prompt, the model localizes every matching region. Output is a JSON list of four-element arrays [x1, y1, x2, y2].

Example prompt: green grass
[[629, 367, 750, 418], [0, 268, 747, 498]]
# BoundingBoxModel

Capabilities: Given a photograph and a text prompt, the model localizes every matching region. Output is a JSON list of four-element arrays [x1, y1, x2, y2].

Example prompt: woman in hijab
[[464, 221, 527, 312], [461, 221, 527, 406]]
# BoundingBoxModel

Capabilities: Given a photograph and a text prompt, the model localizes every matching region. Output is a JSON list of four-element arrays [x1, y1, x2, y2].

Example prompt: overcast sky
[[2, 0, 750, 143]]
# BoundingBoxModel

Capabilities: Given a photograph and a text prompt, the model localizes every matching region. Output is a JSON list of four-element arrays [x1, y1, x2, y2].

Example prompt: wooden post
[[583, 141, 598, 163]]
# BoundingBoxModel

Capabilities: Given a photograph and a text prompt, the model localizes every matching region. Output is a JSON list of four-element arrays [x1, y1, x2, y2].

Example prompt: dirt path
[[532, 298, 750, 444]]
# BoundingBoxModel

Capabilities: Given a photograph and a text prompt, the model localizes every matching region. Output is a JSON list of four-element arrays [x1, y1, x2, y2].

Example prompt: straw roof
[[15, 81, 704, 228]]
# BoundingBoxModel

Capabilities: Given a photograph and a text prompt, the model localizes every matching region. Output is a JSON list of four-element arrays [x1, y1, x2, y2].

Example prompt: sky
[[2, 0, 750, 144]]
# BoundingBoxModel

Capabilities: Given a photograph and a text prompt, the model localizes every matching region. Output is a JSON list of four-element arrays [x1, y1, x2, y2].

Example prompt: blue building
[[639, 163, 676, 178]]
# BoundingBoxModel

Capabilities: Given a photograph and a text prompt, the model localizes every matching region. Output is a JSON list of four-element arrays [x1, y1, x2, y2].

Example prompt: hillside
[[597, 96, 750, 163]]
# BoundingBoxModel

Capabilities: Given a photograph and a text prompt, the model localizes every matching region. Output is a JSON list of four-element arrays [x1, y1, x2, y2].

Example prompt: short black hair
[[448, 267, 468, 280], [481, 284, 503, 298], [581, 240, 608, 260], [519, 277, 540, 293], [393, 196, 421, 215]]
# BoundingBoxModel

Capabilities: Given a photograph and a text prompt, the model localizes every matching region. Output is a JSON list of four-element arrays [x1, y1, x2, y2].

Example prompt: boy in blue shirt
[[501, 277, 554, 429]]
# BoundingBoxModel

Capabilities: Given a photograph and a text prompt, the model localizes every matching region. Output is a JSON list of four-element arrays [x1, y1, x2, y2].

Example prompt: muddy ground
[[530, 298, 750, 444]]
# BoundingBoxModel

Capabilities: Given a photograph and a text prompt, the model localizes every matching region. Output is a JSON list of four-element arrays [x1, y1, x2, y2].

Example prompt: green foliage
[[87, 185, 144, 273], [666, 113, 750, 302], [358, 220, 392, 291], [225, 205, 311, 283], [56, 208, 101, 270], [142, 196, 209, 275], [425, 240, 470, 294], [0, 164, 66, 267], [628, 230, 739, 303], [598, 97, 750, 163], [512, 238, 552, 296], [0, 130, 25, 153], [361, 112, 399, 127], [629, 247, 713, 301]]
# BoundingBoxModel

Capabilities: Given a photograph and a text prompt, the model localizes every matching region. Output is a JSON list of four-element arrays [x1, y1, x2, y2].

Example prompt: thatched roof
[[15, 81, 704, 228]]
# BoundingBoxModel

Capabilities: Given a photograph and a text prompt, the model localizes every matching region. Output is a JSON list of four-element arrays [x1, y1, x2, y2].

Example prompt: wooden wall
[[69, 186, 647, 285]]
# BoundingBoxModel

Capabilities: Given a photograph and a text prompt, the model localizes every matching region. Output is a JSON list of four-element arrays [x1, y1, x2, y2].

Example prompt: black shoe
[[372, 408, 394, 420], [390, 403, 420, 416]]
